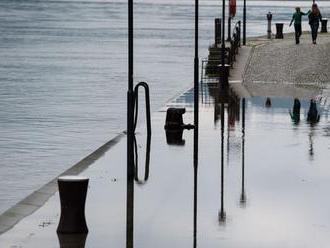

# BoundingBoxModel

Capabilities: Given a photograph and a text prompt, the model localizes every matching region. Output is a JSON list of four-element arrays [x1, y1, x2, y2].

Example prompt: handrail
[[232, 20, 241, 49], [202, 19, 242, 83], [133, 82, 151, 184], [133, 82, 151, 135]]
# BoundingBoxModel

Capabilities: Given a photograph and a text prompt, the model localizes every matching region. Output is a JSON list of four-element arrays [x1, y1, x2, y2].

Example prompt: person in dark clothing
[[308, 4, 322, 44], [265, 97, 271, 107], [289, 7, 310, 44], [307, 99, 320, 123], [290, 98, 301, 123]]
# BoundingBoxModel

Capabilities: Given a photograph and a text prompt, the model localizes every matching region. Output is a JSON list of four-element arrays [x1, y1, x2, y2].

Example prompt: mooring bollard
[[267, 12, 272, 39], [57, 176, 89, 234], [321, 18, 328, 33], [275, 23, 284, 39], [164, 108, 194, 145], [215, 18, 222, 46]]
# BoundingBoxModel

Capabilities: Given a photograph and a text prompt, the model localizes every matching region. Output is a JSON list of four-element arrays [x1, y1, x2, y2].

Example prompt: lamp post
[[193, 0, 199, 246], [221, 0, 226, 86], [243, 0, 246, 45], [127, 0, 135, 247], [227, 0, 231, 41]]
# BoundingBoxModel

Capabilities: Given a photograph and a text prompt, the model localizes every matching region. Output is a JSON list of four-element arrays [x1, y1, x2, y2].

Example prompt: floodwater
[[1, 84, 330, 247], [1, 0, 330, 216]]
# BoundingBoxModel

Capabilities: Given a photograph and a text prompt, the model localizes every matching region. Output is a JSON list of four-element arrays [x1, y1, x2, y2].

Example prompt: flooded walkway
[[1, 33, 330, 247]]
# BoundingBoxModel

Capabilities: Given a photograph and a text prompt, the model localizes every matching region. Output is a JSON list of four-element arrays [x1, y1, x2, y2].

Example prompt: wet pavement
[[1, 35, 330, 247], [0, 82, 330, 247]]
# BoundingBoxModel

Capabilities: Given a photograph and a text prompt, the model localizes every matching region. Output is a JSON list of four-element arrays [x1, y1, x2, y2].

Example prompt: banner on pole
[[230, 0, 236, 17]]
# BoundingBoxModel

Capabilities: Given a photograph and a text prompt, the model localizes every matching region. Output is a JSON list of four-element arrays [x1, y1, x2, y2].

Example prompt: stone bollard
[[215, 18, 222, 46], [57, 176, 89, 234], [266, 12, 272, 39], [275, 23, 284, 39], [321, 18, 328, 33]]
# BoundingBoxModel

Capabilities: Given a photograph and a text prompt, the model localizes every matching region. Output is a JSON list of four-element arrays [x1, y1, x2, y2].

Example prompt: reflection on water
[[2, 83, 329, 247], [219, 102, 226, 223], [240, 98, 247, 208], [57, 233, 87, 248], [196, 82, 329, 246], [133, 81, 330, 247]]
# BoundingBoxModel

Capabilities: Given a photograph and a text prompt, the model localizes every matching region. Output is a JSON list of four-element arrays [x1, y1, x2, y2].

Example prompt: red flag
[[230, 0, 236, 17]]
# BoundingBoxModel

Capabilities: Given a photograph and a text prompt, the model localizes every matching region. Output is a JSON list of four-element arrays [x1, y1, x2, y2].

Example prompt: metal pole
[[243, 0, 246, 45], [227, 0, 231, 41], [193, 0, 199, 246], [221, 0, 226, 82], [127, 0, 134, 247]]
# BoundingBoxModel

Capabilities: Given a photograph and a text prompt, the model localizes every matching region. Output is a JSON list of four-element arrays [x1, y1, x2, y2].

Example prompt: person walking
[[289, 7, 309, 44], [308, 3, 322, 44]]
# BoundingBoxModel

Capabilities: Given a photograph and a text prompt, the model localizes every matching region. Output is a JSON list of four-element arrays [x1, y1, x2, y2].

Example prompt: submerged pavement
[[0, 33, 330, 247]]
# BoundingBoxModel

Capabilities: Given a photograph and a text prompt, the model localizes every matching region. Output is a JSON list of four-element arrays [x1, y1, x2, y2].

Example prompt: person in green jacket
[[289, 7, 310, 44]]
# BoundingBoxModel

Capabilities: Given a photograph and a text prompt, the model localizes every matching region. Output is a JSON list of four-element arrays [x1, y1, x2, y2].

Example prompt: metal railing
[[201, 20, 241, 84], [133, 82, 151, 185]]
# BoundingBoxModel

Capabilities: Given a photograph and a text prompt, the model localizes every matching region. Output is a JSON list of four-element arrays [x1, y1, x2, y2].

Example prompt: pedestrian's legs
[[298, 24, 302, 38], [311, 23, 319, 43], [314, 23, 319, 41], [294, 24, 300, 44]]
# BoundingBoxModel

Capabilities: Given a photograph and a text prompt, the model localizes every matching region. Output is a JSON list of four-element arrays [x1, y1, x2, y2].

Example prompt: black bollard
[[275, 23, 284, 39], [321, 18, 328, 33], [267, 12, 272, 39], [57, 176, 89, 234], [164, 108, 194, 145], [215, 18, 222, 45]]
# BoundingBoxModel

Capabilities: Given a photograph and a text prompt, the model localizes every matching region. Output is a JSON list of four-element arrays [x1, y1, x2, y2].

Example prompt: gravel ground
[[244, 32, 330, 86]]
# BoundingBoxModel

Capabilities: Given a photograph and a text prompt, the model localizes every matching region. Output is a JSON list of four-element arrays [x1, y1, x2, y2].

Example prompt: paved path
[[244, 33, 330, 85]]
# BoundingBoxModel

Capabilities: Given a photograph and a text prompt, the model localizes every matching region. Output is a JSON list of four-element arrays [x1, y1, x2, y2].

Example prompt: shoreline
[[0, 132, 125, 234]]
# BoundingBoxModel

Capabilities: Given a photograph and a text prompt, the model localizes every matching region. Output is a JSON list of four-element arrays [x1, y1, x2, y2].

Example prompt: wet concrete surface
[[1, 34, 330, 247], [0, 83, 330, 247]]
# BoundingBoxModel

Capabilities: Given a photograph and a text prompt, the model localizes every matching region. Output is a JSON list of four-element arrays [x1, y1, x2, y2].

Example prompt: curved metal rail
[[133, 82, 151, 184]]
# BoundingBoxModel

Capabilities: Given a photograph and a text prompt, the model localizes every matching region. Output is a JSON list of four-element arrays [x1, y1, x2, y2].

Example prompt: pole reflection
[[126, 131, 151, 247], [240, 98, 247, 207], [219, 102, 226, 223], [57, 233, 87, 248], [308, 126, 315, 160]]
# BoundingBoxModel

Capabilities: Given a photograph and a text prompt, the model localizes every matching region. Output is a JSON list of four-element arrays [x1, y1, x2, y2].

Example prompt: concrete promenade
[[0, 32, 330, 247]]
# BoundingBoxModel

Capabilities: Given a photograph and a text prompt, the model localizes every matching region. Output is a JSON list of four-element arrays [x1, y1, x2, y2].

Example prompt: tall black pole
[[221, 0, 226, 84], [243, 0, 246, 45], [127, 0, 134, 247], [193, 0, 199, 246], [227, 0, 231, 41]]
